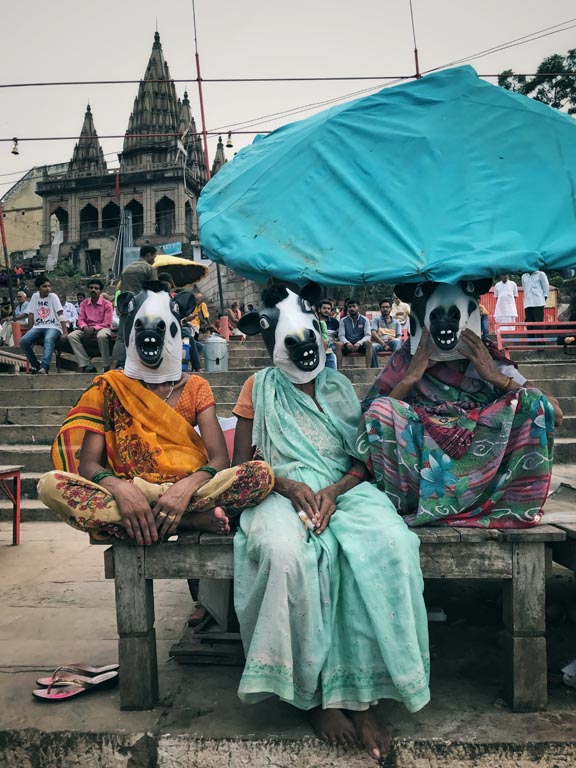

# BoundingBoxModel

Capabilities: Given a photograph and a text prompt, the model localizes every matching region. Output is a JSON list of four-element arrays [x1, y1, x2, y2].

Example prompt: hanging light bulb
[[225, 131, 233, 149], [11, 138, 19, 156]]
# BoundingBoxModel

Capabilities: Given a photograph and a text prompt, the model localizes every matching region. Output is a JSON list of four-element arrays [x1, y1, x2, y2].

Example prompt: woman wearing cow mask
[[38, 283, 274, 543], [232, 283, 429, 761], [358, 280, 563, 529]]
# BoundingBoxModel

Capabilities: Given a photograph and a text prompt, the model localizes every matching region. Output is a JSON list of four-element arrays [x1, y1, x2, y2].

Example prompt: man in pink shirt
[[68, 279, 114, 373]]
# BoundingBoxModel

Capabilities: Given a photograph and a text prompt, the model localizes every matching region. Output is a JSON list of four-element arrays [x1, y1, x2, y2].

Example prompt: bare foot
[[182, 506, 230, 534], [308, 707, 358, 749], [346, 708, 391, 761]]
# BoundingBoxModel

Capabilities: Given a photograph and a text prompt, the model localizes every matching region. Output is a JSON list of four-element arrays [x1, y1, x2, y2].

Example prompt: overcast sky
[[1, 0, 574, 194]]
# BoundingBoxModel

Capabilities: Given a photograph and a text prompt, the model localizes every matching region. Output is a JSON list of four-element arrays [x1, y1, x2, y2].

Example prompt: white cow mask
[[396, 279, 492, 361], [117, 283, 196, 384], [238, 283, 326, 384]]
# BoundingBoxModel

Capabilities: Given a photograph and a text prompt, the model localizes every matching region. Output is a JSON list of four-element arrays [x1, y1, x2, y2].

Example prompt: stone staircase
[[0, 340, 575, 521]]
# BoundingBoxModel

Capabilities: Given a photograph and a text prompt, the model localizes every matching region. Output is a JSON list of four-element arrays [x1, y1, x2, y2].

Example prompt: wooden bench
[[496, 321, 576, 353], [102, 523, 567, 712]]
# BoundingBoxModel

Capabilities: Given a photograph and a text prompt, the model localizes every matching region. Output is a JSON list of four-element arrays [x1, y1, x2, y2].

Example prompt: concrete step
[[0, 445, 52, 473], [4, 409, 574, 446], [554, 438, 576, 463], [2, 405, 71, 425], [0, 497, 57, 523]]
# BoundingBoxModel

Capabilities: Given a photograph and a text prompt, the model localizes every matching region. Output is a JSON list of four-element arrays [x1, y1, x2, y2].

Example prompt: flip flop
[[36, 663, 118, 686], [32, 671, 118, 701]]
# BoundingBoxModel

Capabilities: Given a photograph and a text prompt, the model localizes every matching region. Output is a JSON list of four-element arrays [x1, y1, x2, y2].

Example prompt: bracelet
[[90, 469, 116, 485], [501, 376, 512, 392], [346, 469, 366, 481], [195, 465, 217, 478]]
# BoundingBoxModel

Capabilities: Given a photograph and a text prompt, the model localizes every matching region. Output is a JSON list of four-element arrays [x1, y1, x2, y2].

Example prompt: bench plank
[[419, 541, 511, 579], [502, 542, 547, 711]]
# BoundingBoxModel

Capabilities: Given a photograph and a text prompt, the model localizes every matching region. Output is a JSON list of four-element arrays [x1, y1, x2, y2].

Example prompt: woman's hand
[[110, 479, 159, 545], [313, 486, 339, 534], [458, 329, 503, 387], [275, 477, 320, 528], [407, 328, 436, 381], [154, 475, 202, 538], [388, 329, 435, 400]]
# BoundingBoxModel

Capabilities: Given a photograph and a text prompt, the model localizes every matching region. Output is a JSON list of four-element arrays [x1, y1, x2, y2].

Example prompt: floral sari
[[357, 347, 555, 528]]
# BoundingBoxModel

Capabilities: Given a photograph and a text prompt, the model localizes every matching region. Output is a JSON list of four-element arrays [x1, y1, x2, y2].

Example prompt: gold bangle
[[502, 376, 511, 391]]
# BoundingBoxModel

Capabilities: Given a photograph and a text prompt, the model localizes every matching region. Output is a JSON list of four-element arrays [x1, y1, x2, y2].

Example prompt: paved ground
[[1, 518, 575, 767]]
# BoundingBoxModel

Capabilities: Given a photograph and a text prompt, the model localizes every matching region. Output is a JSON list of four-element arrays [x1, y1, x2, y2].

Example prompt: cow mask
[[396, 279, 492, 361], [238, 282, 326, 384], [117, 282, 196, 384]]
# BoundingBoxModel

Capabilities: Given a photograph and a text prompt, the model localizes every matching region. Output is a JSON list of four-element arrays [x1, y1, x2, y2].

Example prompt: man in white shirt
[[20, 275, 68, 374], [521, 270, 549, 324], [59, 293, 79, 332]]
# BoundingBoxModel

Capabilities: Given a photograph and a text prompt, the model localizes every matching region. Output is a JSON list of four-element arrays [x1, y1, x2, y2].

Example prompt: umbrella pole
[[193, 0, 225, 318]]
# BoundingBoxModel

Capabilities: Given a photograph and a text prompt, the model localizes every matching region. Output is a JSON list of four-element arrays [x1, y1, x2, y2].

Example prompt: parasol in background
[[198, 66, 576, 286], [152, 254, 208, 287]]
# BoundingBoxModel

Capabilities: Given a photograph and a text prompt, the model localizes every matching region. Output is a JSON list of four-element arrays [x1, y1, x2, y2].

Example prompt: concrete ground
[[1, 520, 575, 768]]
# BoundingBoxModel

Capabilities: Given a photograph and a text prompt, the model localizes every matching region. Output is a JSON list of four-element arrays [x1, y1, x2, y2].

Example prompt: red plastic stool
[[0, 465, 23, 545]]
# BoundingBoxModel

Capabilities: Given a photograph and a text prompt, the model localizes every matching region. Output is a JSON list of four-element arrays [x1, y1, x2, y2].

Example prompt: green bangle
[[195, 465, 217, 478], [91, 470, 116, 485]]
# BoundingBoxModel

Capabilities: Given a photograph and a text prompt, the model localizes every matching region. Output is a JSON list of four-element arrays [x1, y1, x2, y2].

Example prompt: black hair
[[34, 274, 50, 288], [380, 297, 393, 306], [346, 297, 359, 308], [158, 272, 174, 284], [319, 298, 333, 308], [140, 245, 157, 259], [88, 279, 104, 290]]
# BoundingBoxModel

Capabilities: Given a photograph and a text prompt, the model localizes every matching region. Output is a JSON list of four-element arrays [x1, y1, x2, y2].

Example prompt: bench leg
[[502, 542, 547, 711], [113, 546, 158, 710]]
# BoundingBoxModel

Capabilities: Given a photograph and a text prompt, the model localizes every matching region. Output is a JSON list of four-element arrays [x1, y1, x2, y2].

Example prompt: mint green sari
[[234, 367, 430, 713]]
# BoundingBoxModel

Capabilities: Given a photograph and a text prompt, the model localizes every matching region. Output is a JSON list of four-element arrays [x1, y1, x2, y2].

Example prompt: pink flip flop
[[36, 664, 118, 686], [32, 671, 118, 701]]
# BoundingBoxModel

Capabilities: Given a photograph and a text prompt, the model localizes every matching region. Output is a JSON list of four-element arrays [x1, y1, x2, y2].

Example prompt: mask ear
[[238, 311, 263, 335], [394, 283, 417, 303], [460, 278, 492, 297], [171, 290, 196, 318], [299, 281, 322, 308], [116, 291, 135, 317]]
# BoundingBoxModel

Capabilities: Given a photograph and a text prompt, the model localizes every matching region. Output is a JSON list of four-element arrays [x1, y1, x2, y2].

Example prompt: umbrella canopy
[[152, 254, 208, 287], [198, 66, 576, 285]]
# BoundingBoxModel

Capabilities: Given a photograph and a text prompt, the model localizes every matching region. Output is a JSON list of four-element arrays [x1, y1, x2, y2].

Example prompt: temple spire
[[69, 104, 107, 175], [211, 136, 227, 176]]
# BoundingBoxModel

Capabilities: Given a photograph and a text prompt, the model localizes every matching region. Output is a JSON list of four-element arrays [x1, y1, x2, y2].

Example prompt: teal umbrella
[[198, 66, 576, 285]]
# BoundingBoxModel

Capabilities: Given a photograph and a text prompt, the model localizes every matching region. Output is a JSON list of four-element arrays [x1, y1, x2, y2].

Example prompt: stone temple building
[[35, 32, 226, 278]]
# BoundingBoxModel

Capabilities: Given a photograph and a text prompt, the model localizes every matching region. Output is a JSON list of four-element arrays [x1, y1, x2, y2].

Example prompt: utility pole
[[0, 201, 16, 314]]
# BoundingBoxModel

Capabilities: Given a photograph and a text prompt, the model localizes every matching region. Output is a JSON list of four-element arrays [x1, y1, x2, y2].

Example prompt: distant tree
[[498, 49, 576, 114]]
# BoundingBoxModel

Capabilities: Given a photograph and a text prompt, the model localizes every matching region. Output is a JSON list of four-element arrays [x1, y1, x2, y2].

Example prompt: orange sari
[[51, 371, 209, 483]]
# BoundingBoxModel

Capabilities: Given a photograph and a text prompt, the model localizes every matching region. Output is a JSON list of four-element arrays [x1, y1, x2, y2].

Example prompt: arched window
[[79, 204, 98, 239], [102, 201, 121, 231], [125, 199, 144, 240], [51, 206, 69, 242], [155, 196, 175, 236]]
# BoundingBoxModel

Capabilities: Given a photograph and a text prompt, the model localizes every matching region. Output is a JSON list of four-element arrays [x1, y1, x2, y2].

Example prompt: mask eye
[[260, 317, 270, 330], [414, 285, 424, 298], [312, 319, 320, 332], [302, 299, 312, 312], [171, 301, 180, 316]]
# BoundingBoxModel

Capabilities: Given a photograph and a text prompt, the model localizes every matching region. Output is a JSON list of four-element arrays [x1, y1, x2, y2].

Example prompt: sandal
[[36, 663, 119, 687], [32, 671, 118, 701]]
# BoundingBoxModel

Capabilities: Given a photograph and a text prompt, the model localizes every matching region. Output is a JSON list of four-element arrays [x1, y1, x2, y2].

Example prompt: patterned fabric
[[357, 348, 555, 528], [38, 462, 274, 540], [51, 371, 212, 483], [234, 367, 430, 713]]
